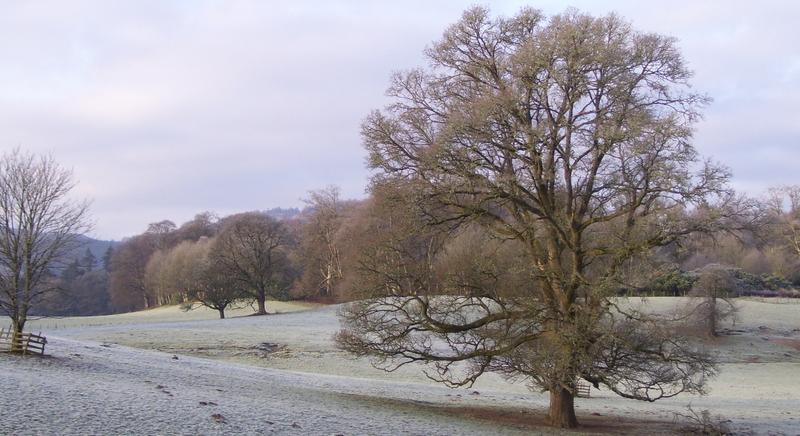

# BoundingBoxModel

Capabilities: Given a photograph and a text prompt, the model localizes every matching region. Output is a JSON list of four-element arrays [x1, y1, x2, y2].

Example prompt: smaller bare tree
[[0, 149, 91, 347], [109, 233, 158, 311], [185, 262, 244, 319], [298, 186, 349, 299], [179, 238, 245, 319], [767, 186, 800, 259], [211, 213, 293, 315], [144, 249, 171, 305], [687, 266, 738, 337]]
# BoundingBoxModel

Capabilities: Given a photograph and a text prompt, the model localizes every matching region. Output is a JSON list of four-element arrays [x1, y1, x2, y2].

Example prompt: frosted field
[[2, 298, 799, 435]]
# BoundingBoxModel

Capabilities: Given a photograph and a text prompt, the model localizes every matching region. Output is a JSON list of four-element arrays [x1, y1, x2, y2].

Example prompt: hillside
[[68, 235, 118, 266]]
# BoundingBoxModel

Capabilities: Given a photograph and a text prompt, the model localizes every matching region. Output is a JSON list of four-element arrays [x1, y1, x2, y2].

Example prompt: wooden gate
[[0, 328, 47, 355]]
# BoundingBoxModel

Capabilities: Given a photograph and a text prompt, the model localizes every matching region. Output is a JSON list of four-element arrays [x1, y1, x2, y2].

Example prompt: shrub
[[673, 405, 732, 435]]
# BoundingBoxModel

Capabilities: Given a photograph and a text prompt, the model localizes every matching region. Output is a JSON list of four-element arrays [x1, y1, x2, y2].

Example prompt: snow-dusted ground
[[3, 298, 800, 435], [2, 338, 549, 435]]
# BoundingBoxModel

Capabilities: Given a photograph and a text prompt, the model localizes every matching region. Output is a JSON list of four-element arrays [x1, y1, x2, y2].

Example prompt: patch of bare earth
[[770, 337, 800, 351]]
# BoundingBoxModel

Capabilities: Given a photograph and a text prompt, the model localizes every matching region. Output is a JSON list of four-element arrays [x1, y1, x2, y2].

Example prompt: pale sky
[[1, 1, 798, 239]]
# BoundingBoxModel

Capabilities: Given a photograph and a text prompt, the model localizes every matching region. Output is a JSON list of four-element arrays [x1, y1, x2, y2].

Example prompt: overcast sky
[[1, 1, 798, 239]]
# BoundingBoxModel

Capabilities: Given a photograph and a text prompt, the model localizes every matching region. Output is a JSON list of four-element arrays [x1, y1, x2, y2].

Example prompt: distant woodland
[[35, 184, 800, 318]]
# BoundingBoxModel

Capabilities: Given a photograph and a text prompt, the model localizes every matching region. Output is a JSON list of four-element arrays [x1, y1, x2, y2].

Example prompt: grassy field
[[4, 297, 800, 434]]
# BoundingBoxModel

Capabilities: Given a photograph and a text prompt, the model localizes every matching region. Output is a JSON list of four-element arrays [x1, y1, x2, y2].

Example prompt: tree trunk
[[218, 308, 226, 319], [10, 318, 24, 352], [12, 316, 25, 334], [708, 295, 718, 337], [548, 386, 578, 428], [256, 294, 267, 315], [324, 263, 332, 297]]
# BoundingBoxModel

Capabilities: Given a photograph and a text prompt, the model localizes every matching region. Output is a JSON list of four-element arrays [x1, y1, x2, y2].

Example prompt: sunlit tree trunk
[[549, 386, 578, 428]]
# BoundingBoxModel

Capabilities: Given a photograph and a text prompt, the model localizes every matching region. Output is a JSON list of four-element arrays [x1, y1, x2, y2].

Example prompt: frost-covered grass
[[0, 337, 545, 435], [621, 296, 800, 330], [2, 297, 799, 434], [23, 300, 321, 331]]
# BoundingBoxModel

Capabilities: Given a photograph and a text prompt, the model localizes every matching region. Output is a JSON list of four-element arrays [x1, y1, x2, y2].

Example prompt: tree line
[[83, 183, 795, 321], [25, 180, 799, 321], [100, 190, 361, 318]]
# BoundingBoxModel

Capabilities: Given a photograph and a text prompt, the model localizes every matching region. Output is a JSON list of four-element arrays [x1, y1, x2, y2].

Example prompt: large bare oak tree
[[336, 7, 744, 428], [0, 149, 90, 344]]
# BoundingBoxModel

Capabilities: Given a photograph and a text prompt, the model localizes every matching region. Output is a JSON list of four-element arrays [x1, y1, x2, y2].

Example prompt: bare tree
[[0, 149, 91, 345], [146, 220, 177, 250], [149, 237, 243, 319], [110, 219, 185, 312], [337, 7, 747, 428], [144, 247, 181, 306], [175, 212, 218, 242], [212, 212, 293, 315], [185, 238, 245, 319], [297, 186, 349, 299], [687, 266, 738, 337], [767, 185, 800, 258], [109, 233, 158, 311]]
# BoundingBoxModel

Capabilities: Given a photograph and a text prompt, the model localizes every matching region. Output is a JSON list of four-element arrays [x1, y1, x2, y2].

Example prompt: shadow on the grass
[[337, 392, 679, 435]]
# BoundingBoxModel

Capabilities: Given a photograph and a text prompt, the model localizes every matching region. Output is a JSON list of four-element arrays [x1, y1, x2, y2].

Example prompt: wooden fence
[[0, 328, 47, 355], [576, 381, 591, 398]]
